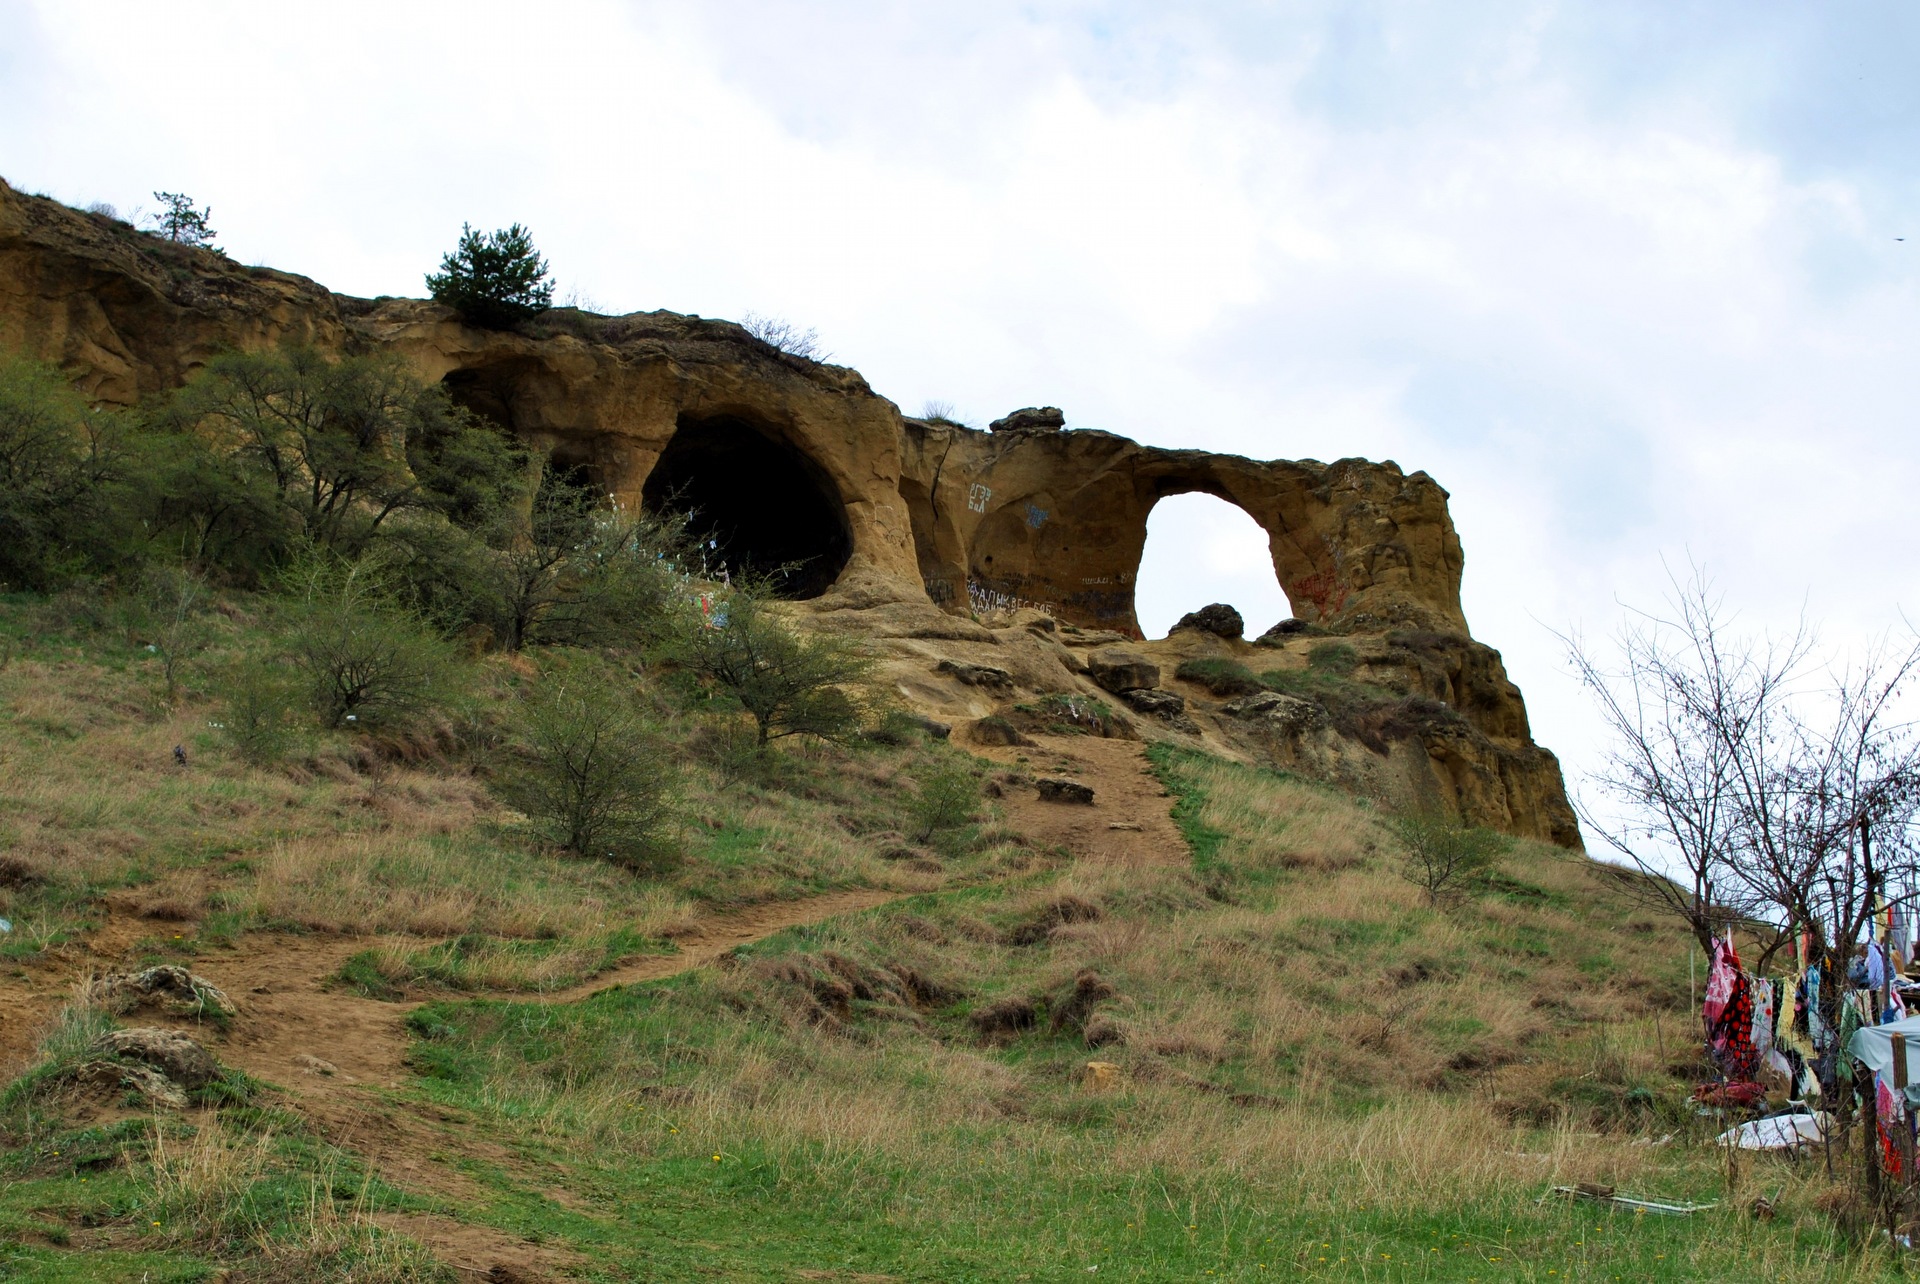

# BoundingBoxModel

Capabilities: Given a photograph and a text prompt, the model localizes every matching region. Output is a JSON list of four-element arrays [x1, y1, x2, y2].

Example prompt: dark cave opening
[[441, 362, 531, 434], [641, 415, 852, 599]]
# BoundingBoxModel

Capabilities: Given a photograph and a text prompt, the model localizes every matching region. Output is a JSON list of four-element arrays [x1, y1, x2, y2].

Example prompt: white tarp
[[1847, 1016, 1920, 1106], [1716, 1113, 1828, 1150]]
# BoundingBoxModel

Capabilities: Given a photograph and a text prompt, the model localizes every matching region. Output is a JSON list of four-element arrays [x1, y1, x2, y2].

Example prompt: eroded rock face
[[1086, 650, 1160, 694], [0, 180, 1578, 845], [0, 181, 1465, 633]]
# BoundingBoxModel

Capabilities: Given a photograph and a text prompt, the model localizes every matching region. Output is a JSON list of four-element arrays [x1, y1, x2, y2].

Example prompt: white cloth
[[1716, 1113, 1827, 1151]]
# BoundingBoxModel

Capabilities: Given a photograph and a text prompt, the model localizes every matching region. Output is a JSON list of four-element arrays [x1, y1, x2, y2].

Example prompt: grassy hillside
[[0, 591, 1898, 1281]]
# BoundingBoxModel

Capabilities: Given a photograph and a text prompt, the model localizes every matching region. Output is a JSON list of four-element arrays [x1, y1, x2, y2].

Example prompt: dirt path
[[976, 733, 1191, 870], [209, 886, 903, 1105], [2, 736, 1184, 1278]]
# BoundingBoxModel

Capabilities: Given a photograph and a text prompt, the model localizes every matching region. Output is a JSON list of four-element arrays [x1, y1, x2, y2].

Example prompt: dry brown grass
[[0, 637, 926, 962]]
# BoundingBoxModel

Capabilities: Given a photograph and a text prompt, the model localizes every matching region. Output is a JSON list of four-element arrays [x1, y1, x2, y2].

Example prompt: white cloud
[[5, 0, 1918, 821]]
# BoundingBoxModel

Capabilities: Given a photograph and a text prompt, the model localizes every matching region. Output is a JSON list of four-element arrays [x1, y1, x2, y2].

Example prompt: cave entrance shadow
[[641, 414, 852, 599]]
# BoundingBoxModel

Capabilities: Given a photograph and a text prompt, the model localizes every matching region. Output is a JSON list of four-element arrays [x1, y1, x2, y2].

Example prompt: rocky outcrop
[[87, 965, 235, 1020], [989, 406, 1065, 433], [1086, 650, 1160, 695], [0, 180, 1577, 846], [1172, 604, 1244, 639]]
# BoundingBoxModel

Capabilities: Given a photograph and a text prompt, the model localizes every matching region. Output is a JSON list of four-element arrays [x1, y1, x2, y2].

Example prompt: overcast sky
[[4, 1, 1917, 818]]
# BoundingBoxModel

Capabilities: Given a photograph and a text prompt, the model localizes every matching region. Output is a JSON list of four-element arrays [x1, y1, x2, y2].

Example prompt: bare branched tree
[[1568, 563, 1920, 1122], [1561, 566, 1806, 949], [1730, 643, 1920, 996]]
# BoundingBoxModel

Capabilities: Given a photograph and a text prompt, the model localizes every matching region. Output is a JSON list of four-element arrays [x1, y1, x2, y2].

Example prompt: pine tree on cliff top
[[425, 223, 554, 329]]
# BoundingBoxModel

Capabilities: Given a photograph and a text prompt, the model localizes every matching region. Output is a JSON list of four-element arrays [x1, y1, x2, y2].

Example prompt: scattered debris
[[1550, 1185, 1716, 1216], [1107, 822, 1142, 831]]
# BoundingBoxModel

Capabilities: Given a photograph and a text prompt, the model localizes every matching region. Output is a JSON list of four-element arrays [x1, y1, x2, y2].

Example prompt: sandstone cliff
[[0, 179, 1578, 846]]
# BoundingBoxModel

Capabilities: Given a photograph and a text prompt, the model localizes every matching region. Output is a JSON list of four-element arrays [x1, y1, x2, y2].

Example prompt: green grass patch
[[1145, 743, 1227, 871], [1173, 656, 1264, 697]]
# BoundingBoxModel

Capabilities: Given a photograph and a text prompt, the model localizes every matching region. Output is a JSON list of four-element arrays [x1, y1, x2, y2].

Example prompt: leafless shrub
[[741, 312, 831, 362]]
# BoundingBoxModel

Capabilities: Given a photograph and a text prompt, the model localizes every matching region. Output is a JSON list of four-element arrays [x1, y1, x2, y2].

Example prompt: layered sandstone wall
[[0, 179, 1578, 846]]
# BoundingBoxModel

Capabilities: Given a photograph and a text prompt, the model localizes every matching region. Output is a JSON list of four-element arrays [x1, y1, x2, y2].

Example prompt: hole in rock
[[1134, 493, 1290, 638], [441, 360, 541, 434], [642, 415, 852, 599]]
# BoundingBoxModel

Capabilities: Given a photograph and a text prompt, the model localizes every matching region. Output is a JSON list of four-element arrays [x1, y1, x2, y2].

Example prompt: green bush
[[0, 358, 131, 590], [426, 222, 554, 328], [680, 587, 872, 746], [907, 757, 980, 844], [285, 559, 461, 730], [217, 662, 302, 765], [1392, 813, 1509, 905], [1173, 657, 1263, 697], [163, 347, 521, 563], [482, 464, 693, 651], [498, 671, 678, 871]]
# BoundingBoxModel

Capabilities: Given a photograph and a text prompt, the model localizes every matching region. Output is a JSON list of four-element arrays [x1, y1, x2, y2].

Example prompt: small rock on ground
[[1035, 778, 1096, 805]]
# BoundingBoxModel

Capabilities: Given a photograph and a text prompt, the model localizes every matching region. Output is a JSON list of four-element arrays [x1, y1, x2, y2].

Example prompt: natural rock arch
[[1133, 491, 1292, 638], [895, 422, 1467, 637], [641, 412, 853, 599]]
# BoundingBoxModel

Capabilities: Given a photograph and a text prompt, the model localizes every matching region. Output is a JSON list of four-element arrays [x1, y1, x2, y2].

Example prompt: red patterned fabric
[[1693, 1081, 1768, 1108], [1708, 965, 1761, 1081]]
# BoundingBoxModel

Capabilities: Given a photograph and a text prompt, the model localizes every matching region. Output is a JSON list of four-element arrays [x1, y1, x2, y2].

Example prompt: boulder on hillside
[[1121, 688, 1185, 717], [968, 715, 1034, 747], [1222, 691, 1287, 718], [1253, 618, 1310, 645], [1086, 650, 1159, 694], [1122, 688, 1201, 734], [906, 713, 952, 740], [72, 1058, 189, 1109], [88, 965, 235, 1020], [937, 659, 1014, 689], [90, 1027, 221, 1090], [988, 406, 1065, 433], [1171, 603, 1244, 639], [1223, 690, 1326, 734], [1036, 778, 1096, 805]]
